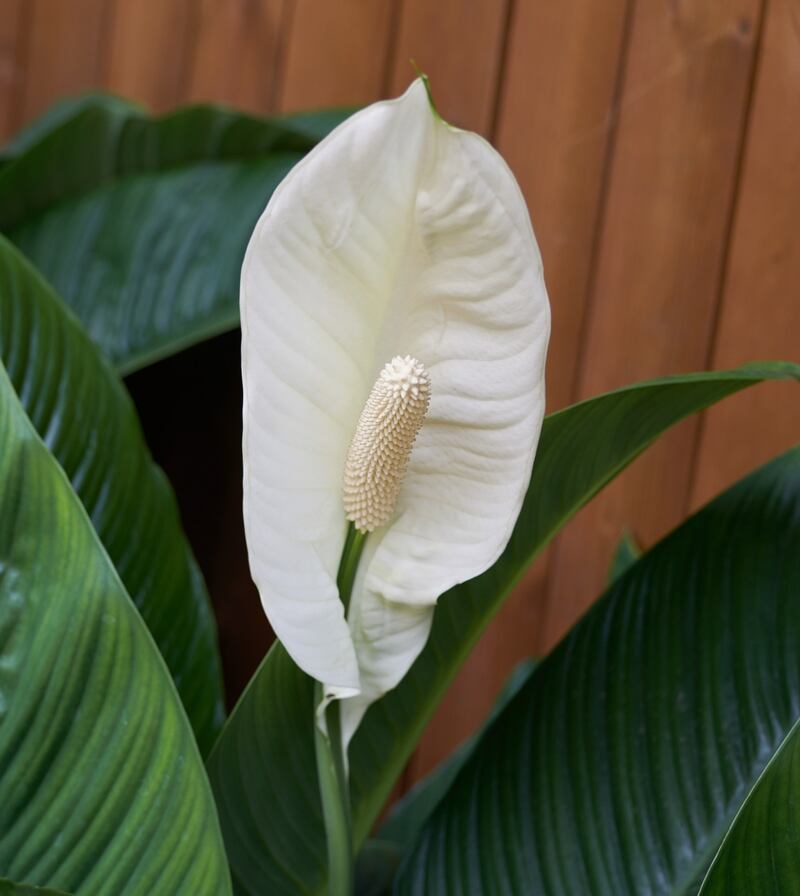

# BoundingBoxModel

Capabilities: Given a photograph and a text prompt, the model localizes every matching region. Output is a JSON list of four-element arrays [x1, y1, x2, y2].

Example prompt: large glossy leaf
[[206, 362, 800, 894], [699, 722, 800, 894], [379, 660, 537, 854], [0, 94, 141, 161], [395, 447, 800, 895], [351, 661, 538, 896], [0, 881, 70, 896], [0, 235, 224, 752], [0, 360, 231, 894], [0, 97, 351, 373]]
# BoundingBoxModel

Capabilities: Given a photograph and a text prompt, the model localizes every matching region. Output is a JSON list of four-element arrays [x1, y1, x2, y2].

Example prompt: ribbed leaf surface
[[0, 236, 224, 752], [379, 660, 537, 854], [0, 361, 231, 894], [207, 647, 322, 895], [0, 98, 350, 372], [0, 880, 71, 895], [396, 447, 800, 895], [207, 363, 800, 894], [699, 723, 800, 893]]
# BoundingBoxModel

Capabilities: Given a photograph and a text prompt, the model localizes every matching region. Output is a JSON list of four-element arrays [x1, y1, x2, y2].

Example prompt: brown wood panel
[[0, 0, 25, 140], [542, 0, 764, 649], [277, 0, 396, 112], [186, 0, 287, 115], [388, 0, 510, 134], [104, 0, 197, 112], [409, 0, 633, 780], [496, 0, 633, 413], [14, 0, 111, 126], [690, 0, 800, 509]]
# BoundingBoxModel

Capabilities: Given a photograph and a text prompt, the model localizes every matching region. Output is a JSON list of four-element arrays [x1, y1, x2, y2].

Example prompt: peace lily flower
[[241, 78, 549, 744]]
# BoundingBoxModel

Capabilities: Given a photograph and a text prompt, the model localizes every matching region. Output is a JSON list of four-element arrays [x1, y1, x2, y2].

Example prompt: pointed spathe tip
[[408, 61, 445, 124]]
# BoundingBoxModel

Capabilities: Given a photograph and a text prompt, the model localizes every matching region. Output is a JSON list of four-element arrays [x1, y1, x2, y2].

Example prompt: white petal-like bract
[[241, 79, 549, 735]]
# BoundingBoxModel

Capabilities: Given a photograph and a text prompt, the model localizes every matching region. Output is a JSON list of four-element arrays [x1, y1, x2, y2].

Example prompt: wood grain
[[186, 0, 287, 115], [387, 0, 510, 134], [14, 0, 111, 126], [104, 0, 196, 112], [0, 0, 25, 139], [409, 0, 633, 780], [277, 0, 396, 112], [496, 0, 632, 413], [542, 0, 765, 648], [690, 0, 800, 509]]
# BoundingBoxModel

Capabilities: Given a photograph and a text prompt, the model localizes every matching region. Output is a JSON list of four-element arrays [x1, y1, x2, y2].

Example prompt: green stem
[[315, 524, 366, 896], [314, 684, 352, 896]]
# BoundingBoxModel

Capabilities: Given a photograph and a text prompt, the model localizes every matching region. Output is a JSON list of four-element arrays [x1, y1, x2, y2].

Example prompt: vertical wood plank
[[542, 0, 764, 648], [104, 0, 197, 112], [185, 0, 287, 115], [14, 0, 111, 127], [496, 0, 632, 413], [690, 0, 800, 508], [0, 0, 25, 140], [409, 0, 633, 780], [277, 0, 396, 112], [388, 0, 510, 134]]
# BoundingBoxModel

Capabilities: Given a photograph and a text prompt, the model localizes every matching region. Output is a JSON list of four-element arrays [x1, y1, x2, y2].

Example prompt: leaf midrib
[[693, 714, 800, 894]]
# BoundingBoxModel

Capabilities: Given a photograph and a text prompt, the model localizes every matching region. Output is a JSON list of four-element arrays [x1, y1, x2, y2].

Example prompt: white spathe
[[241, 79, 550, 743]]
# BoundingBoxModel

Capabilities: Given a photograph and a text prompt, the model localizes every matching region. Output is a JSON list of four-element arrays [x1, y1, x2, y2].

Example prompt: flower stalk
[[315, 524, 366, 895]]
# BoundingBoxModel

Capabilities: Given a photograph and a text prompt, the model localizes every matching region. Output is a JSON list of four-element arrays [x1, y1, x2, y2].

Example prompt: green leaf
[[353, 841, 402, 896], [353, 664, 537, 894], [699, 720, 800, 894], [206, 362, 800, 894], [379, 659, 537, 853], [0, 96, 351, 373], [0, 235, 224, 752], [0, 361, 231, 894], [607, 528, 641, 584], [395, 447, 800, 895], [0, 879, 72, 896], [0, 94, 142, 161]]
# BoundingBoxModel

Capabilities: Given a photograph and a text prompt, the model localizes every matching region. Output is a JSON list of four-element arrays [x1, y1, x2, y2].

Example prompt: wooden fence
[[2, 0, 798, 786]]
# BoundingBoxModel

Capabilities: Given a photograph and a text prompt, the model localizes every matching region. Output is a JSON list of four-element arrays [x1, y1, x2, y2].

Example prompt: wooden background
[[1, 0, 798, 792]]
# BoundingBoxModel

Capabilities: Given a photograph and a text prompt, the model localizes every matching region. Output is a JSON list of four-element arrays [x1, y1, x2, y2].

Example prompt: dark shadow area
[[125, 330, 273, 708]]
